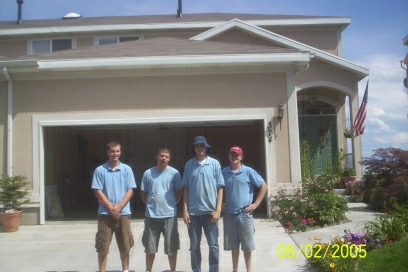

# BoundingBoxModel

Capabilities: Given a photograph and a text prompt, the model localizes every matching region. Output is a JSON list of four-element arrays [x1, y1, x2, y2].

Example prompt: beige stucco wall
[[297, 59, 357, 91], [267, 27, 339, 55], [9, 72, 290, 186], [209, 29, 279, 47], [0, 39, 27, 58]]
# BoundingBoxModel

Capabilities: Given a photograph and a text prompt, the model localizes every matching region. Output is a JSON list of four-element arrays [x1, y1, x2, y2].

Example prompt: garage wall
[[11, 72, 287, 183]]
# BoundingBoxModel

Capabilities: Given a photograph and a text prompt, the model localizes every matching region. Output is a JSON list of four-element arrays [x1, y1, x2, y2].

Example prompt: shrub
[[342, 167, 356, 176], [362, 147, 408, 211], [363, 213, 406, 242], [273, 177, 348, 231]]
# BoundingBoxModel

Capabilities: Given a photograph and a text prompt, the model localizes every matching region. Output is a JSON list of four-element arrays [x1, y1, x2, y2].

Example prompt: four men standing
[[92, 137, 267, 272]]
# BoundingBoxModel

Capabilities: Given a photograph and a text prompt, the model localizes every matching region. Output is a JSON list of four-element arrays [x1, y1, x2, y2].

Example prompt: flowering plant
[[306, 230, 385, 271], [346, 179, 365, 195]]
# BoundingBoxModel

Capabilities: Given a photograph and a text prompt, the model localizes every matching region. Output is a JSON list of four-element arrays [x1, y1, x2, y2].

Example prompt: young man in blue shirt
[[222, 146, 268, 272], [92, 141, 137, 272], [140, 147, 183, 272], [182, 136, 225, 272]]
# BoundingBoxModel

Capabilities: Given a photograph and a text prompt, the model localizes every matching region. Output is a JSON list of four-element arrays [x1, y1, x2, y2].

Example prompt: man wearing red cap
[[222, 146, 268, 272]]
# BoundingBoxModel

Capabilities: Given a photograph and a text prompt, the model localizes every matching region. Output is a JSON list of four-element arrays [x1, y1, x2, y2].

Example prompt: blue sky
[[1, 0, 407, 159]]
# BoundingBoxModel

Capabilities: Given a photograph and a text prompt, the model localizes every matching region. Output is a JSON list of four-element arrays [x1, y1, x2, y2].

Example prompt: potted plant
[[0, 175, 30, 232], [344, 128, 352, 138], [341, 167, 356, 187]]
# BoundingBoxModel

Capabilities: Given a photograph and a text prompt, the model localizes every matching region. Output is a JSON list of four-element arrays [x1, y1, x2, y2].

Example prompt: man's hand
[[183, 210, 191, 226], [109, 203, 121, 219], [211, 210, 221, 223], [244, 203, 258, 213]]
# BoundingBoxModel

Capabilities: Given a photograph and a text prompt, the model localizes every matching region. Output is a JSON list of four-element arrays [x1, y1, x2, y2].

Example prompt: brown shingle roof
[[0, 13, 342, 30], [12, 37, 299, 61]]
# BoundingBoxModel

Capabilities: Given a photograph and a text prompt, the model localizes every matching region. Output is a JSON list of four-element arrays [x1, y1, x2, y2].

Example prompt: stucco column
[[349, 82, 363, 177], [286, 71, 302, 184]]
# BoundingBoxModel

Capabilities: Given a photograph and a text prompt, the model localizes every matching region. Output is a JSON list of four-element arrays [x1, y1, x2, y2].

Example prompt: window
[[97, 36, 140, 45], [30, 39, 73, 55]]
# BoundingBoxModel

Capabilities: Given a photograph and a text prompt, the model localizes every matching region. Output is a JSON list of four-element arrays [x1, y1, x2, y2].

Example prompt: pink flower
[[310, 203, 314, 207], [301, 218, 307, 224], [286, 222, 293, 227]]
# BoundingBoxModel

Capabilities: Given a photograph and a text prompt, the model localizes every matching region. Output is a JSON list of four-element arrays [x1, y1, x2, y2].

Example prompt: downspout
[[3, 67, 12, 176]]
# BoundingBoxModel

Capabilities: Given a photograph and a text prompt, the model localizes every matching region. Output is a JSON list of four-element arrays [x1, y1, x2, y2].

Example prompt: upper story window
[[97, 36, 141, 45], [29, 38, 75, 55]]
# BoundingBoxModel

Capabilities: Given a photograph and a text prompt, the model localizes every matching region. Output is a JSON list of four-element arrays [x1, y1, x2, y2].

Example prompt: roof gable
[[191, 19, 369, 79]]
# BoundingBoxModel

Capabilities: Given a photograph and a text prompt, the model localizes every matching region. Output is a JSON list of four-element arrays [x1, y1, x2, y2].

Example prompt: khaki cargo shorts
[[95, 215, 134, 255]]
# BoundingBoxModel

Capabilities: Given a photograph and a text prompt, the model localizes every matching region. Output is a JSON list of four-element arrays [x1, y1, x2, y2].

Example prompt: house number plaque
[[267, 122, 273, 143]]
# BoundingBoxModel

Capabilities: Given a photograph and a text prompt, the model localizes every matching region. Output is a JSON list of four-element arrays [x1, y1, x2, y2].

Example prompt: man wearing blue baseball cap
[[182, 136, 225, 272]]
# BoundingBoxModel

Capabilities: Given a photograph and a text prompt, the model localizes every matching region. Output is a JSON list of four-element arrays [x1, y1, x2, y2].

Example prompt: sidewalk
[[0, 203, 378, 272]]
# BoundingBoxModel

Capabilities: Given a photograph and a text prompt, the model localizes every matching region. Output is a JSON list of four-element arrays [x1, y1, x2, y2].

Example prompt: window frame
[[94, 35, 143, 46], [28, 38, 77, 55]]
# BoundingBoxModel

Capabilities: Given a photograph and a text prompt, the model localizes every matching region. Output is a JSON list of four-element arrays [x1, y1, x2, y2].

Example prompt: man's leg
[[116, 216, 134, 272], [146, 253, 155, 271], [203, 214, 219, 272], [120, 252, 130, 271], [188, 215, 203, 272], [98, 253, 108, 272], [168, 253, 177, 271], [231, 249, 240, 271], [243, 251, 252, 272]]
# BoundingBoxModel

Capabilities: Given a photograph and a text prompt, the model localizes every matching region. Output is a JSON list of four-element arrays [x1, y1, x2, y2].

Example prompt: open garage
[[43, 120, 267, 221]]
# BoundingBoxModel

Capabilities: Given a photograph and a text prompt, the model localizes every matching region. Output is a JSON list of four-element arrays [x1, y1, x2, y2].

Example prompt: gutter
[[2, 67, 12, 176]]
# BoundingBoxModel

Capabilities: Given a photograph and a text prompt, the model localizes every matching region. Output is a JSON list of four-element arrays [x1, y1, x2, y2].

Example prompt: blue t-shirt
[[91, 162, 137, 215], [140, 166, 182, 218], [222, 164, 265, 214], [182, 156, 225, 215]]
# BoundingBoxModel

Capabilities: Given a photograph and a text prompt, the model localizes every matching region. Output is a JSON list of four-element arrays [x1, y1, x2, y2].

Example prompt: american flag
[[353, 80, 369, 137]]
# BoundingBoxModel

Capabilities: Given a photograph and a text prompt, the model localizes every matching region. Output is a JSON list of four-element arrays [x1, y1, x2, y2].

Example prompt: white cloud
[[391, 132, 408, 144], [372, 108, 385, 116]]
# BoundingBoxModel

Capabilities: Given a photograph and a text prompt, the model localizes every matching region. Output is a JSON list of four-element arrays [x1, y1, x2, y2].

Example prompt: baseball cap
[[229, 146, 243, 155]]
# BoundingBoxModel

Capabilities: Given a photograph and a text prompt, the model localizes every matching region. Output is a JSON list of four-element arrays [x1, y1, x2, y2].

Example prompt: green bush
[[362, 147, 408, 211], [272, 177, 348, 231], [363, 213, 406, 242]]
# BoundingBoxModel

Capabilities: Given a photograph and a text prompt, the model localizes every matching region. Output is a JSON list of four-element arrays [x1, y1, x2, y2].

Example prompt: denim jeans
[[188, 214, 219, 272]]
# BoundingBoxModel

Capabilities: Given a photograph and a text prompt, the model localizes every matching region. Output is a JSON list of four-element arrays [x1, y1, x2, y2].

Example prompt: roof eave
[[1, 53, 310, 73], [0, 17, 351, 37]]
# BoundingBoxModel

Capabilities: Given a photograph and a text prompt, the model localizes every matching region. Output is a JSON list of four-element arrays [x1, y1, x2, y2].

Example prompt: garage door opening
[[43, 120, 267, 221]]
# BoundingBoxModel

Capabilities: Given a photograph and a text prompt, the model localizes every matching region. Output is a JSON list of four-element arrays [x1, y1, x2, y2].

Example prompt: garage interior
[[43, 120, 267, 221]]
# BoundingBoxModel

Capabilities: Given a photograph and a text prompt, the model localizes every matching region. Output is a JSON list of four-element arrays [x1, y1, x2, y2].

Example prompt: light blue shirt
[[182, 156, 225, 215], [91, 162, 137, 215], [141, 166, 182, 218], [222, 164, 265, 214]]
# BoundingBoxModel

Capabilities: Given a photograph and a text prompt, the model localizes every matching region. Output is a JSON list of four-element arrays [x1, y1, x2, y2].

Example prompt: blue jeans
[[188, 214, 219, 272]]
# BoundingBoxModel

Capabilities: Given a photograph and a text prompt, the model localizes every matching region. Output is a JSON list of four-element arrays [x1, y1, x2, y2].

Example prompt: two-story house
[[0, 12, 369, 225]]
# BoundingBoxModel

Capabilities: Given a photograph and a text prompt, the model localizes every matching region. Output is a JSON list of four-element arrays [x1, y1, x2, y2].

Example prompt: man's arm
[[182, 187, 190, 226], [94, 189, 113, 210], [111, 188, 134, 218], [175, 189, 183, 204], [245, 183, 267, 212], [211, 187, 223, 223], [140, 190, 148, 205]]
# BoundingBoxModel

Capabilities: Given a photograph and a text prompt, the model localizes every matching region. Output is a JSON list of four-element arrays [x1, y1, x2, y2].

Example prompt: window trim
[[94, 35, 143, 46], [27, 38, 77, 55]]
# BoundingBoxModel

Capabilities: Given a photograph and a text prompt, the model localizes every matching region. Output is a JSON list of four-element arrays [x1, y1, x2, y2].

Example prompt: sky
[[1, 0, 407, 159]]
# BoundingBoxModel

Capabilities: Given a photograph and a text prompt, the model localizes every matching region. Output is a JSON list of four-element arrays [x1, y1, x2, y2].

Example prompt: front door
[[298, 115, 338, 175]]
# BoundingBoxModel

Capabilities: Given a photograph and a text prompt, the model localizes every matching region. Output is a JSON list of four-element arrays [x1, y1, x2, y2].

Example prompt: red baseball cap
[[229, 146, 243, 155]]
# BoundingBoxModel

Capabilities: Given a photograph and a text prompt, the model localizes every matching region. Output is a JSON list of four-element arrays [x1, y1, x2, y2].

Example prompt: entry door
[[298, 115, 338, 175]]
